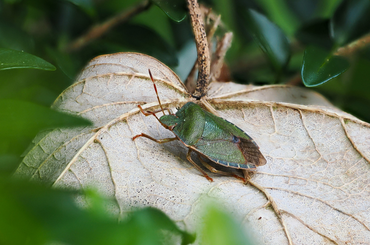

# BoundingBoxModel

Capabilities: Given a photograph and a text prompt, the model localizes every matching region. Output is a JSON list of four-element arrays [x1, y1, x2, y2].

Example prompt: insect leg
[[132, 133, 177, 143], [137, 104, 158, 117], [242, 170, 252, 184], [137, 105, 172, 130], [198, 155, 246, 182], [147, 108, 173, 115], [148, 69, 165, 114], [186, 149, 213, 182]]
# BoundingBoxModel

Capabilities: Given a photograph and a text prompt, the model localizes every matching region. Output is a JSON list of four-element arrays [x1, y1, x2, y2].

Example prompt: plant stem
[[210, 32, 233, 82], [187, 0, 210, 99], [65, 0, 151, 52], [335, 33, 370, 57]]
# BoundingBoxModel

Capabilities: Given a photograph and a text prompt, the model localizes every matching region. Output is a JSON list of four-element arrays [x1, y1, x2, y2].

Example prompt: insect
[[132, 69, 266, 182]]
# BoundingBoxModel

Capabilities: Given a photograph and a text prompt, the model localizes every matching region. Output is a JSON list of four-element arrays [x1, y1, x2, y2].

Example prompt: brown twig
[[187, 0, 211, 99], [210, 32, 233, 82], [185, 5, 222, 94], [335, 33, 370, 57], [205, 13, 221, 50], [184, 62, 198, 93], [65, 0, 151, 52]]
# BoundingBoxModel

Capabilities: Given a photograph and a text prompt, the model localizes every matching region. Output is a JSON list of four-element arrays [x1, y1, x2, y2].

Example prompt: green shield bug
[[132, 70, 266, 182]]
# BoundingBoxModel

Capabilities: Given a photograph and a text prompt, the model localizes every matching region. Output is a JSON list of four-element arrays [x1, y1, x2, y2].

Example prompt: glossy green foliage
[[245, 9, 291, 73], [0, 99, 91, 170], [0, 176, 195, 245], [46, 47, 80, 80], [202, 205, 255, 245], [106, 24, 178, 66], [295, 19, 333, 49], [151, 0, 187, 22], [330, 0, 370, 46], [160, 102, 266, 169], [0, 21, 34, 52], [301, 46, 349, 87], [0, 99, 91, 141], [0, 48, 55, 71], [255, 0, 300, 35], [66, 0, 96, 17], [313, 50, 370, 122]]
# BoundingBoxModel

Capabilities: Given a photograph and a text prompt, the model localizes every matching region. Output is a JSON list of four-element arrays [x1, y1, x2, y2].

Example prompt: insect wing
[[194, 138, 257, 169], [194, 110, 266, 169]]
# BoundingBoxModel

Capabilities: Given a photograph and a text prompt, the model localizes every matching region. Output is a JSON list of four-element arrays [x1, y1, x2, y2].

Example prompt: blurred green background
[[0, 0, 369, 244]]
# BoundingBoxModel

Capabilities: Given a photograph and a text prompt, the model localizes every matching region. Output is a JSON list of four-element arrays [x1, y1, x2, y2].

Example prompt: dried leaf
[[16, 52, 370, 244]]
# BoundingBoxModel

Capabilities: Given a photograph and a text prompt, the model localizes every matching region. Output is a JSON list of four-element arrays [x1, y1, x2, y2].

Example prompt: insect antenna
[[148, 69, 166, 115]]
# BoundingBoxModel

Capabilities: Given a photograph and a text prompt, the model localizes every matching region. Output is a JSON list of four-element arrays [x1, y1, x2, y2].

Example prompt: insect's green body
[[132, 70, 266, 182], [160, 102, 266, 169]]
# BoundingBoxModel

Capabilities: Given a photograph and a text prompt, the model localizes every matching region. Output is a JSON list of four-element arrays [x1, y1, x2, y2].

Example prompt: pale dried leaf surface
[[16, 53, 370, 244]]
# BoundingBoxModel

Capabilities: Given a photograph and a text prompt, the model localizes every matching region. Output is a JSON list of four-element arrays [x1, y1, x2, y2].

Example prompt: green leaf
[[202, 205, 254, 245], [301, 46, 349, 87], [330, 0, 370, 46], [131, 2, 176, 50], [255, 0, 299, 35], [66, 0, 96, 17], [295, 19, 333, 50], [0, 154, 20, 175], [123, 207, 196, 245], [0, 20, 34, 52], [46, 47, 80, 79], [0, 179, 47, 245], [285, 0, 320, 22], [3, 0, 22, 3], [317, 0, 343, 18], [0, 48, 56, 71], [0, 177, 194, 245], [173, 40, 197, 81], [340, 57, 370, 122], [246, 9, 290, 73], [151, 0, 187, 22], [105, 24, 178, 66], [0, 99, 91, 141]]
